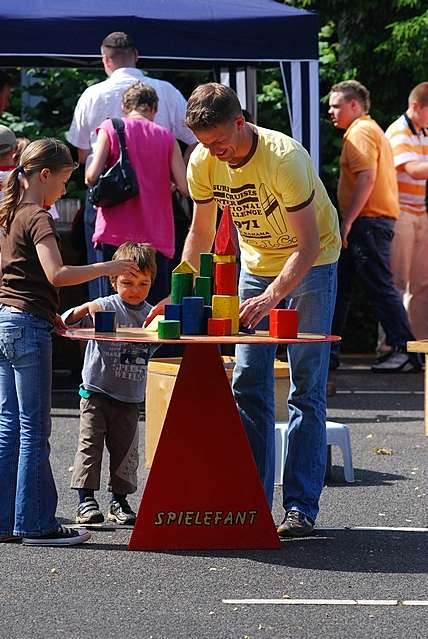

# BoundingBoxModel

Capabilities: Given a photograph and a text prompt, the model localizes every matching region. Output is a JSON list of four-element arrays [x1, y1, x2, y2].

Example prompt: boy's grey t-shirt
[[63, 294, 158, 403]]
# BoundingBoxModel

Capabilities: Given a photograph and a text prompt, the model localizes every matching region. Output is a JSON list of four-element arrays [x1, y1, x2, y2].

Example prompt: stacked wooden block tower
[[157, 206, 239, 339]]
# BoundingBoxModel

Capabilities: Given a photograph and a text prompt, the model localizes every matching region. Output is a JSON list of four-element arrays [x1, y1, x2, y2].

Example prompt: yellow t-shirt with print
[[187, 126, 341, 276]]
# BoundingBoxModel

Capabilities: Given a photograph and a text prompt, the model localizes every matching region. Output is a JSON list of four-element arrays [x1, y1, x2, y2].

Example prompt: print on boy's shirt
[[212, 182, 297, 250], [101, 343, 151, 382]]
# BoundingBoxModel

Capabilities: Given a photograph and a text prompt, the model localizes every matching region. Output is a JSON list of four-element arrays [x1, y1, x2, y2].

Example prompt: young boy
[[62, 241, 158, 525]]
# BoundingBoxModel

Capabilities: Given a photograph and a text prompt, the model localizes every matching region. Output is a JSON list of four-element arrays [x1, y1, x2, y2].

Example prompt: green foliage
[[280, 0, 428, 203], [0, 68, 208, 199], [0, 68, 104, 141], [282, 0, 428, 350], [0, 68, 105, 199], [377, 8, 428, 78], [256, 71, 290, 134]]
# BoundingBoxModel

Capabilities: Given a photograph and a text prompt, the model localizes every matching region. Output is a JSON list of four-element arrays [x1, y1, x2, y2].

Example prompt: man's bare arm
[[340, 168, 376, 248], [239, 201, 320, 329], [77, 148, 90, 165], [183, 143, 198, 166], [181, 200, 218, 270], [402, 159, 428, 180]]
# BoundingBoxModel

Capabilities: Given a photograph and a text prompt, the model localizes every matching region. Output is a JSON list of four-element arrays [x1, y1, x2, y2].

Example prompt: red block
[[215, 262, 237, 295], [214, 205, 238, 255], [207, 317, 232, 336], [269, 309, 298, 338], [129, 344, 280, 550]]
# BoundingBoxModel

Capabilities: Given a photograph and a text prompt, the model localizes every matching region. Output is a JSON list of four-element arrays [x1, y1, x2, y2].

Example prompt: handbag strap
[[111, 118, 129, 165]]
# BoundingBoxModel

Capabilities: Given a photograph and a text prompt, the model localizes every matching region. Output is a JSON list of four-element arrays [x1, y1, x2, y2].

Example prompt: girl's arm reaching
[[36, 235, 140, 287]]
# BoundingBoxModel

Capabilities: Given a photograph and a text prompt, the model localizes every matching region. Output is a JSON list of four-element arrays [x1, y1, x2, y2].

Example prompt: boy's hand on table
[[144, 295, 171, 327], [87, 302, 102, 324]]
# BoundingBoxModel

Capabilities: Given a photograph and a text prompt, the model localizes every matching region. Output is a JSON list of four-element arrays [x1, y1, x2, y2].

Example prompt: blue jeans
[[331, 217, 414, 356], [232, 263, 337, 521], [0, 306, 58, 536]]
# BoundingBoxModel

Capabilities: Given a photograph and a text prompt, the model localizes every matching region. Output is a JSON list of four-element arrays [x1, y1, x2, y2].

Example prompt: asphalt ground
[[1, 355, 427, 639]]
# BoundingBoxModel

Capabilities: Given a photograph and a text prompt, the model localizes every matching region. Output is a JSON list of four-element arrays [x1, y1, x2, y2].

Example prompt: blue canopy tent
[[0, 0, 320, 167]]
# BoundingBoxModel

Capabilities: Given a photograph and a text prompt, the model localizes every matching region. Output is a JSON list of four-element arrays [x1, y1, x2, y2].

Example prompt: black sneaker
[[22, 525, 91, 546], [107, 499, 136, 525], [329, 353, 340, 371], [371, 347, 421, 373], [277, 510, 314, 538], [76, 497, 104, 524], [0, 534, 22, 543]]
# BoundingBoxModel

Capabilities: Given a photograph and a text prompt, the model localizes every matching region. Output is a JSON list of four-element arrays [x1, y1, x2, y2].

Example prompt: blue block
[[181, 296, 204, 335], [164, 303, 182, 322]]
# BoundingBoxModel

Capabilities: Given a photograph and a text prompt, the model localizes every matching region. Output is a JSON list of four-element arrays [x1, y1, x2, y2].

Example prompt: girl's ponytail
[[0, 167, 23, 231]]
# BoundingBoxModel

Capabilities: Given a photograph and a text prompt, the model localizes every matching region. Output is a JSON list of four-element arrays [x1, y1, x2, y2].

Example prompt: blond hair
[[0, 138, 74, 231], [111, 242, 157, 284], [331, 80, 371, 113]]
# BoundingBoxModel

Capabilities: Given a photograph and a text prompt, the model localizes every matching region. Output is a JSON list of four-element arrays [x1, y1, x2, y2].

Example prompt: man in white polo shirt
[[67, 32, 196, 299]]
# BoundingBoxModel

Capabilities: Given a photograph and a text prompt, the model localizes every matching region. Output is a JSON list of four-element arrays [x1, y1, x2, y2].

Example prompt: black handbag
[[88, 118, 139, 208]]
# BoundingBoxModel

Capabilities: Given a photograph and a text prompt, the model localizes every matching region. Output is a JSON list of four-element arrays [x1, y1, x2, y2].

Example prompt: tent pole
[[280, 60, 319, 173], [245, 66, 257, 122]]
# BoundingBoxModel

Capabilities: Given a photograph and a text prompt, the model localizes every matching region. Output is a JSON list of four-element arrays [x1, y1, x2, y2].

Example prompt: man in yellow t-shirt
[[328, 80, 419, 373], [147, 83, 340, 537]]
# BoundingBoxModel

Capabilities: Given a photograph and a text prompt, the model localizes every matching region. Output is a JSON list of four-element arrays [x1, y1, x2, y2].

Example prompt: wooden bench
[[407, 340, 428, 435]]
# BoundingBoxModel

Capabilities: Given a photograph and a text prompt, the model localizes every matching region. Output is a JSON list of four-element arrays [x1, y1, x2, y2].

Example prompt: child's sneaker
[[22, 525, 91, 546], [76, 497, 104, 524], [107, 499, 136, 525]]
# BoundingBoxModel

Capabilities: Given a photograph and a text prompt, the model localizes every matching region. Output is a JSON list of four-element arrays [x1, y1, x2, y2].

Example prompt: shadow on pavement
[[138, 529, 427, 573], [81, 529, 427, 575], [326, 466, 408, 487]]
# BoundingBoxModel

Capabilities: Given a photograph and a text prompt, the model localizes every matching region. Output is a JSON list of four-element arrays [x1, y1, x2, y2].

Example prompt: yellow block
[[212, 295, 240, 334], [172, 260, 197, 274], [213, 254, 236, 263], [145, 357, 290, 468], [144, 314, 164, 332]]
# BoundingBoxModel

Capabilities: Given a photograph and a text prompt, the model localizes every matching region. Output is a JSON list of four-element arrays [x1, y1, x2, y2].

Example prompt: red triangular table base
[[129, 344, 280, 550]]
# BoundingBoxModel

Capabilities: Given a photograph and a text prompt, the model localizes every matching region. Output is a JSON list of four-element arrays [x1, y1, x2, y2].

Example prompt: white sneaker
[[22, 525, 91, 546]]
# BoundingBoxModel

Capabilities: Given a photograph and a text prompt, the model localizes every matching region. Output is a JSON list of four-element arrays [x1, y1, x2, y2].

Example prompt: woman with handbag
[[85, 82, 189, 303]]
